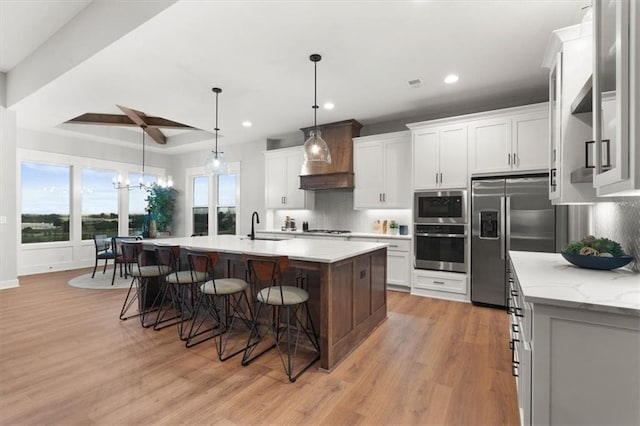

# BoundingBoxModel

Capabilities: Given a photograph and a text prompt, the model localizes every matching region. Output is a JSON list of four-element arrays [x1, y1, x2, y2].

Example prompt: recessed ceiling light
[[444, 74, 459, 84], [242, 121, 252, 127], [323, 102, 334, 110]]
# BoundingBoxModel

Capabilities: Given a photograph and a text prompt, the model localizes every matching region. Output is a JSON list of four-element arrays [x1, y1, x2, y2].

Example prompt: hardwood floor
[[0, 268, 519, 425]]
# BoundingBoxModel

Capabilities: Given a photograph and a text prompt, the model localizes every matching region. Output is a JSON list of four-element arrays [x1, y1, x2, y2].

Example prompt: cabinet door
[[413, 129, 439, 189], [549, 53, 562, 201], [265, 155, 286, 208], [387, 250, 410, 287], [593, 0, 634, 194], [284, 152, 305, 208], [468, 118, 511, 173], [354, 141, 384, 208], [382, 138, 411, 207], [512, 111, 549, 172], [439, 125, 467, 188]]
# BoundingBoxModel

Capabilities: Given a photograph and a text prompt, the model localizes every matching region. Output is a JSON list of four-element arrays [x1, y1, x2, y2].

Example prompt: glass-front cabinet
[[592, 0, 639, 196]]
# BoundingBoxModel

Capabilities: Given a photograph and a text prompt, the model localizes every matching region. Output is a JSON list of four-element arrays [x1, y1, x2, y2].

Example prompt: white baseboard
[[0, 278, 20, 290]]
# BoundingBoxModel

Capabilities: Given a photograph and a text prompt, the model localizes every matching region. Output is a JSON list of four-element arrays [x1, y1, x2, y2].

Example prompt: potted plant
[[145, 184, 177, 237], [388, 220, 399, 235]]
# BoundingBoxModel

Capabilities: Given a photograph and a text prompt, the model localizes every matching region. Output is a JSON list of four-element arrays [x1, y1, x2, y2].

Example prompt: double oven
[[414, 190, 467, 273]]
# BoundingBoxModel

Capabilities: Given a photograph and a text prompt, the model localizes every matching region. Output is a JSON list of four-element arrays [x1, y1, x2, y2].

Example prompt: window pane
[[218, 174, 236, 206], [217, 207, 235, 235], [193, 207, 208, 235], [21, 162, 70, 243], [128, 173, 157, 236], [193, 175, 209, 207], [82, 168, 118, 240]]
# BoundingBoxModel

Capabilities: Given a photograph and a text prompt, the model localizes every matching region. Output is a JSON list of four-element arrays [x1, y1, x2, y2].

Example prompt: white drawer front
[[413, 272, 466, 294]]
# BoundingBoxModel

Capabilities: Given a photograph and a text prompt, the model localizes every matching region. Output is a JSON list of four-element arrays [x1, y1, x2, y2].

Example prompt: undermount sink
[[240, 237, 283, 241]]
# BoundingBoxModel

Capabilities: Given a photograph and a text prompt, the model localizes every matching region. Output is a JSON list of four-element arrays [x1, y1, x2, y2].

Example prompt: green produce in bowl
[[563, 235, 626, 257]]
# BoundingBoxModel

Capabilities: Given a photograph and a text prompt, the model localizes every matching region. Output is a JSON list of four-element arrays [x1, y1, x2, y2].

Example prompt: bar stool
[[152, 245, 196, 340], [119, 241, 170, 327], [186, 249, 255, 361], [241, 254, 320, 382]]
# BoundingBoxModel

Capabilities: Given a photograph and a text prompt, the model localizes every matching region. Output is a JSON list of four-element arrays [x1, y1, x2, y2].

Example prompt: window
[[81, 168, 118, 240], [217, 174, 236, 235], [21, 162, 71, 243], [128, 173, 157, 236], [192, 175, 209, 236]]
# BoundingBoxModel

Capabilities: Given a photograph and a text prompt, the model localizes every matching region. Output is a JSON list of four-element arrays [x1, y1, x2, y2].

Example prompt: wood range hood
[[299, 119, 363, 190]]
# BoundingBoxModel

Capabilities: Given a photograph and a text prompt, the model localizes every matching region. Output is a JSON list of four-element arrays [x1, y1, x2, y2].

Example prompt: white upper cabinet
[[412, 124, 467, 190], [543, 23, 598, 204], [353, 131, 411, 208], [265, 146, 314, 209], [468, 106, 549, 175], [592, 0, 640, 196]]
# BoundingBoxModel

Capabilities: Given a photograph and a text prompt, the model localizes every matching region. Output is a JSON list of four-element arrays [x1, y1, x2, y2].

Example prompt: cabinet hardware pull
[[512, 365, 518, 377], [389, 244, 398, 248], [435, 173, 438, 184], [508, 153, 512, 165], [383, 193, 386, 202], [433, 280, 445, 285], [513, 153, 517, 166], [511, 289, 518, 296], [512, 323, 519, 333], [550, 168, 557, 188], [439, 172, 442, 183]]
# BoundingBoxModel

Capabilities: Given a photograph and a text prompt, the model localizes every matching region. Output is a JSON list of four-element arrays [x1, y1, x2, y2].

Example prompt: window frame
[[185, 162, 240, 237]]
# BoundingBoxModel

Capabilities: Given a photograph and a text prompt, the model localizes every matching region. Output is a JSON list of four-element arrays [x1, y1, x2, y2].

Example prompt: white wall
[[0, 72, 19, 288]]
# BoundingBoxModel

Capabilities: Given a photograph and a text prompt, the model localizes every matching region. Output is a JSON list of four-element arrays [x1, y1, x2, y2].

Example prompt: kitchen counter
[[151, 234, 388, 370], [258, 229, 411, 240], [509, 250, 640, 315], [155, 235, 387, 263]]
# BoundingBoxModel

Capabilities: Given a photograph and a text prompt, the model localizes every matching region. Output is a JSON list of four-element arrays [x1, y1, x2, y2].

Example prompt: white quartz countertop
[[509, 251, 640, 315], [258, 229, 411, 240], [149, 235, 387, 263]]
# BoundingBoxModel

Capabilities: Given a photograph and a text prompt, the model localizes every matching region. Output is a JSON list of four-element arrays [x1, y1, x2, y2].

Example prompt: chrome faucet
[[249, 211, 260, 240]]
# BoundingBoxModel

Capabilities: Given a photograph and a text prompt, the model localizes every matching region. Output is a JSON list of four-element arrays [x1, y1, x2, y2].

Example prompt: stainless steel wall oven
[[414, 223, 467, 273]]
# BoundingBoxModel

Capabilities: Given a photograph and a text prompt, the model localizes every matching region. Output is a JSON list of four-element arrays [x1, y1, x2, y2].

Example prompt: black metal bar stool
[[152, 245, 196, 339], [185, 249, 255, 361], [241, 254, 320, 382], [119, 241, 170, 327]]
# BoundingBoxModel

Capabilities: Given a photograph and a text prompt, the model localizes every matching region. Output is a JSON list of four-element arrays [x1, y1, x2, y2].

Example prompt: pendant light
[[303, 54, 331, 165], [204, 87, 229, 175]]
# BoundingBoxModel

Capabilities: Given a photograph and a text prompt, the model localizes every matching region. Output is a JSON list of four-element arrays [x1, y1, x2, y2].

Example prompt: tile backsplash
[[271, 190, 412, 234], [591, 199, 640, 272]]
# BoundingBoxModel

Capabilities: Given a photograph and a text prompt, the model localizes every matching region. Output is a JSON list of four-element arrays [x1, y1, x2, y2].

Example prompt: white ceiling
[[1, 0, 589, 153]]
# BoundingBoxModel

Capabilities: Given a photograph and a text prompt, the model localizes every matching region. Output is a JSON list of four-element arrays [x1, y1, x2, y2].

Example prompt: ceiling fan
[[64, 105, 195, 145]]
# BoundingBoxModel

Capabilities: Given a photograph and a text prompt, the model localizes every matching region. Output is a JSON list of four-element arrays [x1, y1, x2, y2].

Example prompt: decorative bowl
[[561, 252, 634, 270]]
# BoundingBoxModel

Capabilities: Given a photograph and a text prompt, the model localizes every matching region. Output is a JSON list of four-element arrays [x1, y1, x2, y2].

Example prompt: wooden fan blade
[[117, 105, 166, 145]]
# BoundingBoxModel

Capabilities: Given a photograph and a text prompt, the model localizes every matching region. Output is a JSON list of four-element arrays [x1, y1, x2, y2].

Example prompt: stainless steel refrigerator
[[471, 175, 566, 307]]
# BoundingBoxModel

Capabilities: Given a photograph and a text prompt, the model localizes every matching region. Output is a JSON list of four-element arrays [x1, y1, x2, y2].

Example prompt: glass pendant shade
[[204, 150, 229, 175], [303, 129, 331, 164]]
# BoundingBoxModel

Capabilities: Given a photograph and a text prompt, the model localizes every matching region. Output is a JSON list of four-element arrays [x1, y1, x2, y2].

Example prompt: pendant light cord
[[213, 87, 221, 156], [141, 125, 146, 179], [313, 59, 318, 131]]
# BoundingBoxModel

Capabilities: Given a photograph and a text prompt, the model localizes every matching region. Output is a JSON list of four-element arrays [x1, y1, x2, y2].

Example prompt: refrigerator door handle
[[500, 196, 506, 260], [506, 196, 511, 257]]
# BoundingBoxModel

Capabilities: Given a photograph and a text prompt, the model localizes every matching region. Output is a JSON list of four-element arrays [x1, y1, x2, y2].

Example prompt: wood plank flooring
[[0, 268, 519, 425]]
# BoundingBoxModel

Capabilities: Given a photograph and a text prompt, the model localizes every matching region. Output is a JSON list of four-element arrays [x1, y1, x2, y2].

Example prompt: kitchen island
[[151, 235, 388, 371]]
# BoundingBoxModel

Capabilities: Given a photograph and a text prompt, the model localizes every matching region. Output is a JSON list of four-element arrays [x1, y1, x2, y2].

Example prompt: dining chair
[[91, 234, 114, 279]]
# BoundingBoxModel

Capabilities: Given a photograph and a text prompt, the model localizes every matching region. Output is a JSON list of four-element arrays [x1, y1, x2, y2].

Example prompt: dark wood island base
[[218, 247, 387, 371]]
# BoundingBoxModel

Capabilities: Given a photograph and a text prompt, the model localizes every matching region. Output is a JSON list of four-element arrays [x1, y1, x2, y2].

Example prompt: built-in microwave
[[414, 190, 467, 224]]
